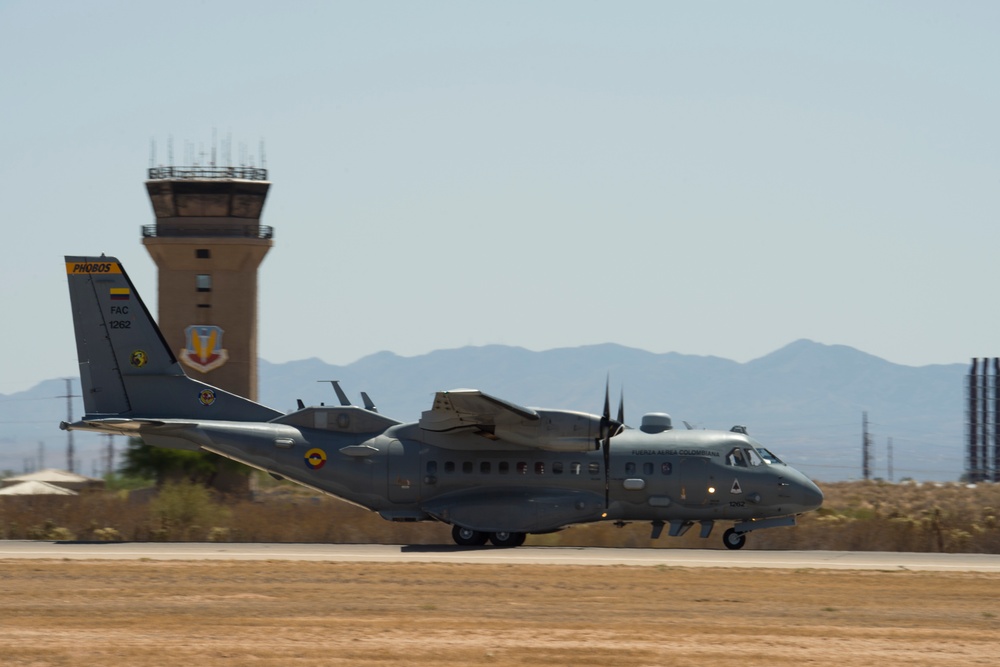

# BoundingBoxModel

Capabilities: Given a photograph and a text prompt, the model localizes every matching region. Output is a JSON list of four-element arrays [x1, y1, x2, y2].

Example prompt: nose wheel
[[723, 528, 747, 550]]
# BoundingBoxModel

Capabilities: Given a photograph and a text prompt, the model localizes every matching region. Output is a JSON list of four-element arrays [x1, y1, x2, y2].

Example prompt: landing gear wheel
[[489, 531, 526, 548], [452, 525, 489, 546], [723, 528, 747, 550]]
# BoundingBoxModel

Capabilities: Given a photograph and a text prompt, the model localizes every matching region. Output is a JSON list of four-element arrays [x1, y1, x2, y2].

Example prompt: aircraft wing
[[418, 389, 602, 452]]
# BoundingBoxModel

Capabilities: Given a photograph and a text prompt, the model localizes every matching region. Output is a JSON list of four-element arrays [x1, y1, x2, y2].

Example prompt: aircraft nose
[[798, 477, 824, 511]]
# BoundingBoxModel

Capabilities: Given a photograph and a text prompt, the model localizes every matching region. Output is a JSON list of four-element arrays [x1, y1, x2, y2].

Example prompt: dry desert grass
[[3, 479, 1000, 552], [1, 560, 999, 667]]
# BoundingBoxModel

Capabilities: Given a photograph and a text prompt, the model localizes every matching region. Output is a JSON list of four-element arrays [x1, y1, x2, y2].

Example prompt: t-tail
[[63, 256, 281, 431]]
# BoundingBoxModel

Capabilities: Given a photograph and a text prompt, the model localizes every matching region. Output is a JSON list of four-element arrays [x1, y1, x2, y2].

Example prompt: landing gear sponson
[[451, 525, 526, 548]]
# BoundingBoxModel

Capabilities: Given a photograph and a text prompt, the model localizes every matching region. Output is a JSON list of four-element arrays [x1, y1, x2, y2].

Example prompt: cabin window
[[570, 462, 581, 475], [726, 448, 748, 467], [552, 461, 564, 475], [643, 462, 654, 475], [661, 462, 672, 475], [588, 462, 600, 475], [196, 274, 212, 292], [480, 461, 491, 474], [426, 461, 437, 475], [625, 462, 636, 475], [535, 462, 545, 475], [517, 462, 528, 475], [444, 461, 455, 474], [499, 461, 509, 474], [462, 461, 474, 474], [196, 248, 211, 259]]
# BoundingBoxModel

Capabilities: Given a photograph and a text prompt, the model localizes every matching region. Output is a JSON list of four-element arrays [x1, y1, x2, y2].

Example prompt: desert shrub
[[93, 527, 123, 541], [24, 519, 75, 541], [148, 481, 230, 541], [2, 477, 1000, 551]]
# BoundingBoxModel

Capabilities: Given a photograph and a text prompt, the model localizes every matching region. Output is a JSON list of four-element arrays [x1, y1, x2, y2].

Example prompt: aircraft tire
[[489, 531, 526, 548], [723, 528, 747, 550], [452, 525, 489, 546]]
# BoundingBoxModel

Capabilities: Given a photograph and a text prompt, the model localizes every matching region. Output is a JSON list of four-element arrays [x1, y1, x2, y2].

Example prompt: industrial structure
[[966, 358, 1000, 482], [142, 165, 273, 400]]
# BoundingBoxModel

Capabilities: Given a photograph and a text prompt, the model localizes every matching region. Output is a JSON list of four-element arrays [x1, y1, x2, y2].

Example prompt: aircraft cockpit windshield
[[751, 441, 784, 465]]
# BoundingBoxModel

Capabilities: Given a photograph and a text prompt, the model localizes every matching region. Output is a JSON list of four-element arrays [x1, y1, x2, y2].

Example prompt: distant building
[[0, 480, 77, 496], [0, 469, 104, 493]]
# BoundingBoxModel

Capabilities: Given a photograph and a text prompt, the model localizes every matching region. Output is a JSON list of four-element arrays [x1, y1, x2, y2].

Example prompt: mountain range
[[0, 339, 970, 482]]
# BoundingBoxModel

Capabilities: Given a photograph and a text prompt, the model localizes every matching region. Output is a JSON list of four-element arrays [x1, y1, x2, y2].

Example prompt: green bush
[[148, 482, 230, 541]]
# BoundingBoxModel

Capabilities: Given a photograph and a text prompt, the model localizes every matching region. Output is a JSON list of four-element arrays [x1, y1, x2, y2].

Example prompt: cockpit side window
[[745, 448, 764, 467], [726, 447, 748, 467]]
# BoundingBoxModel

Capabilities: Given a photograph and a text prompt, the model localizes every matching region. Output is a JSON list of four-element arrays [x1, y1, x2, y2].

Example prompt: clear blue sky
[[2, 1, 998, 394]]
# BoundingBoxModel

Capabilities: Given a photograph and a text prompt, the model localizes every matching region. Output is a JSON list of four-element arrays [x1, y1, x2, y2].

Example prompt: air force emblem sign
[[179, 325, 230, 374]]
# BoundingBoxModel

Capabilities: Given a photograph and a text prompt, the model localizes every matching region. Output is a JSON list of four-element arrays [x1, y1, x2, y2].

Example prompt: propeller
[[599, 378, 624, 511]]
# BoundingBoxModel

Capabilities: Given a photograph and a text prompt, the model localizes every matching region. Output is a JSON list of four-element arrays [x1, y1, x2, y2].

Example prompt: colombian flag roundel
[[304, 448, 327, 470]]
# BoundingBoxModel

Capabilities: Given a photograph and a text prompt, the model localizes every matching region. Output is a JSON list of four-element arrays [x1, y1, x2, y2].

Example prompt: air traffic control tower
[[142, 165, 273, 401]]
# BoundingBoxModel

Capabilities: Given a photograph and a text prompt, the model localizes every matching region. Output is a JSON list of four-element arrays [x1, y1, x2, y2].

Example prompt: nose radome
[[800, 478, 824, 511]]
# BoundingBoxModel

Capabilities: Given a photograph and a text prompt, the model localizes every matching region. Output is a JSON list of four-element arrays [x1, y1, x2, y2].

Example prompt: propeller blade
[[617, 387, 624, 426], [601, 378, 611, 509], [603, 377, 611, 424]]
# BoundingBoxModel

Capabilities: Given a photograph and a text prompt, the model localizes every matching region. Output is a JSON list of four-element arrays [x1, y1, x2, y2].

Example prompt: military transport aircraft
[[61, 255, 823, 549]]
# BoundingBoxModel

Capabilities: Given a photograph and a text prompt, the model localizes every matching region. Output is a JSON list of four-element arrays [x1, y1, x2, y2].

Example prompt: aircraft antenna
[[361, 392, 378, 413], [320, 380, 352, 406]]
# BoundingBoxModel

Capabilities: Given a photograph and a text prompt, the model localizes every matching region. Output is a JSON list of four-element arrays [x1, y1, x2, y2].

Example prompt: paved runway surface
[[2, 541, 999, 571]]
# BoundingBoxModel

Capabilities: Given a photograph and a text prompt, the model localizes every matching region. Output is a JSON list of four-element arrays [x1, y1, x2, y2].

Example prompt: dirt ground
[[2, 560, 999, 667]]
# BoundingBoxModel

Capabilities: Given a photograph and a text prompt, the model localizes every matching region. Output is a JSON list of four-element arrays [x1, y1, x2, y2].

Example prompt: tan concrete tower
[[142, 165, 273, 401]]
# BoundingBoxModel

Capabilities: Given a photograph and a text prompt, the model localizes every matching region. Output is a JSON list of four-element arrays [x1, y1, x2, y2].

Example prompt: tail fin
[[65, 256, 280, 421]]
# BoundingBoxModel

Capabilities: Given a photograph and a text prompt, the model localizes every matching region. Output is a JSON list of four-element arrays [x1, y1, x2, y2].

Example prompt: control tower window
[[196, 274, 212, 292], [196, 249, 211, 259]]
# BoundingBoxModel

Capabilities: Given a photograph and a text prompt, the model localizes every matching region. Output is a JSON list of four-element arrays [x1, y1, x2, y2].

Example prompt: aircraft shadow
[[400, 544, 523, 553]]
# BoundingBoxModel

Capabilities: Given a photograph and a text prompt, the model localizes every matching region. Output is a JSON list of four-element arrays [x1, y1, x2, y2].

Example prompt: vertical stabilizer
[[64, 256, 280, 421]]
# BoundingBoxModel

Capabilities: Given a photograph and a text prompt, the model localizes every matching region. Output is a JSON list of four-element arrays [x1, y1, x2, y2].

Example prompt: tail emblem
[[199, 389, 217, 406], [129, 350, 148, 368], [179, 325, 230, 373]]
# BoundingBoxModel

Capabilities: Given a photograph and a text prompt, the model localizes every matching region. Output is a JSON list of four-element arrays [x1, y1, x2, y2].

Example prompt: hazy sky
[[1, 1, 998, 395]]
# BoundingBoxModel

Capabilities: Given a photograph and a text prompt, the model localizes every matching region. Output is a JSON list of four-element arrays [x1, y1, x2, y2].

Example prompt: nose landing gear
[[723, 527, 747, 550]]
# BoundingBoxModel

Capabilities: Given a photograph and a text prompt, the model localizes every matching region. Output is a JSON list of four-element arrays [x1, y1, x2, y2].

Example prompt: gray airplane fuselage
[[182, 405, 822, 535]]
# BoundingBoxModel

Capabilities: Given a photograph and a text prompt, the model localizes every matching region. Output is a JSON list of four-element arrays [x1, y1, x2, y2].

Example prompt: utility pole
[[887, 437, 893, 482], [105, 434, 115, 477], [58, 378, 79, 473], [862, 412, 872, 480]]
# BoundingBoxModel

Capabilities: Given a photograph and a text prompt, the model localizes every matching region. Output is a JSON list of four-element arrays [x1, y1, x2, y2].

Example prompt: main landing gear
[[451, 525, 526, 548]]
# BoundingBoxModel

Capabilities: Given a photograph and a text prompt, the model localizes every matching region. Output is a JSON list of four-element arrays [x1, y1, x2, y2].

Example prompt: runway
[[2, 540, 999, 571]]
